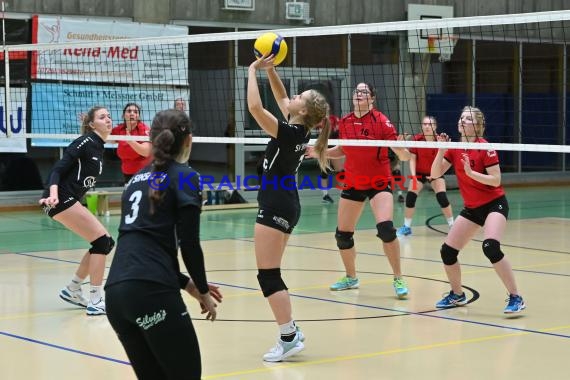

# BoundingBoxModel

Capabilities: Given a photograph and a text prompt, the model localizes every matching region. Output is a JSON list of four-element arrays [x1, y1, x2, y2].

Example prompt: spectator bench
[[86, 184, 257, 215]]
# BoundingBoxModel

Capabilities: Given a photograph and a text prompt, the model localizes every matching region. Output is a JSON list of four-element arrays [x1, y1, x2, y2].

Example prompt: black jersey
[[105, 162, 208, 293], [42, 131, 105, 200], [257, 120, 310, 214]]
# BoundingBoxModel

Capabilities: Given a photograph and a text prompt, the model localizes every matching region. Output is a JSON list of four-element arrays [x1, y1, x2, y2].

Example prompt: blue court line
[[207, 280, 570, 339], [0, 331, 130, 365], [7, 239, 570, 280], [294, 293, 570, 339]]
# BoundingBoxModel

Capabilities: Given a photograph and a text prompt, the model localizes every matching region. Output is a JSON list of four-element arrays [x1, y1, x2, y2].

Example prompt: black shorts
[[340, 185, 393, 202], [256, 206, 299, 234], [41, 189, 79, 218], [106, 280, 201, 379], [459, 195, 509, 226]]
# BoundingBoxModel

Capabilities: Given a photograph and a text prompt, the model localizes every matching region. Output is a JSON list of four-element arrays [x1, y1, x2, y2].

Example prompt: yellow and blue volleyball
[[253, 32, 288, 66]]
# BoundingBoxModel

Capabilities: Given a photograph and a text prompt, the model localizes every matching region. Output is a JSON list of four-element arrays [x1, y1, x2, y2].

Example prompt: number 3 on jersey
[[124, 190, 142, 224]]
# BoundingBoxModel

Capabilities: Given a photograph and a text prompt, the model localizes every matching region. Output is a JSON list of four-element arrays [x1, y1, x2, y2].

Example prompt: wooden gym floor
[[0, 186, 569, 379]]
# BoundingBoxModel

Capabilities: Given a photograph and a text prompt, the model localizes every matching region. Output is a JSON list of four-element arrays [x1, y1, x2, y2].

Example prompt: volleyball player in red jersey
[[431, 106, 525, 313], [397, 116, 454, 237], [326, 82, 412, 298], [111, 103, 152, 183]]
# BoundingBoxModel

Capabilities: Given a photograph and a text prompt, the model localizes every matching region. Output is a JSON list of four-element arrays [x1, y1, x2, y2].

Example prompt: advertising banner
[[31, 82, 189, 147], [0, 88, 28, 153], [31, 15, 188, 85]]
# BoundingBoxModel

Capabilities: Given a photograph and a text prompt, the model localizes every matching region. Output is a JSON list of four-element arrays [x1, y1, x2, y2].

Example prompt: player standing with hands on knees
[[397, 115, 454, 237], [248, 53, 330, 362], [431, 106, 525, 314], [105, 109, 222, 379], [40, 106, 114, 316]]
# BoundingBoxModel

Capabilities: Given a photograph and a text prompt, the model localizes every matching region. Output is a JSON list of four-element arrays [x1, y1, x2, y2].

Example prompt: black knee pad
[[405, 192, 418, 208], [257, 268, 287, 298], [482, 239, 504, 264], [89, 235, 115, 255], [335, 229, 354, 250], [435, 192, 450, 208], [440, 243, 459, 265], [376, 221, 396, 243]]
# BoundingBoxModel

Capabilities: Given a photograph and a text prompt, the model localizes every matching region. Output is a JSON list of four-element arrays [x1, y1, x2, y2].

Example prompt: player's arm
[[265, 66, 290, 119], [248, 57, 278, 137], [126, 140, 151, 157], [40, 138, 84, 206], [177, 205, 220, 321], [327, 145, 345, 159], [431, 150, 451, 178], [409, 153, 417, 176], [392, 147, 411, 161], [431, 133, 452, 178], [177, 205, 209, 294], [464, 161, 502, 187]]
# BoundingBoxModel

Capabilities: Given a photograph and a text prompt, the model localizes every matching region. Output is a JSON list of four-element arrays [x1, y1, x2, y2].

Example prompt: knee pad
[[440, 243, 459, 265], [436, 192, 450, 208], [482, 239, 504, 264], [376, 221, 396, 243], [405, 192, 418, 208], [257, 268, 287, 298], [335, 229, 355, 250], [89, 235, 115, 255]]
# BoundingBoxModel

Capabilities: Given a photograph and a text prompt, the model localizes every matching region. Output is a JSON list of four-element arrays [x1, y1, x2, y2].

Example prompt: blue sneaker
[[296, 326, 305, 342], [435, 291, 467, 308], [59, 286, 88, 308], [397, 226, 412, 237], [262, 334, 305, 362], [504, 294, 526, 314], [86, 298, 106, 316], [330, 276, 359, 291], [393, 277, 409, 299]]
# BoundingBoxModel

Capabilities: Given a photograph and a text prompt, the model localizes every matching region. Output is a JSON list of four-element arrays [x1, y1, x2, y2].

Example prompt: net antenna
[[428, 33, 459, 62]]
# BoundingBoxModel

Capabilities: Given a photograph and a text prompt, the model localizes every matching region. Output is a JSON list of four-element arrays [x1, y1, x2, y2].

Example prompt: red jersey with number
[[444, 138, 505, 208], [111, 122, 151, 175], [339, 109, 397, 189], [409, 134, 438, 175]]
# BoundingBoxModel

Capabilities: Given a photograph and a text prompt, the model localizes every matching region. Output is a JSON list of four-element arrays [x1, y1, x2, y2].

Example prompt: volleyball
[[253, 32, 288, 65]]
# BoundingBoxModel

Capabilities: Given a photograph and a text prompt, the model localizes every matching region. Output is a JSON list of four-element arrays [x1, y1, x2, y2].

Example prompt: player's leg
[[330, 194, 365, 290], [430, 177, 454, 227], [397, 180, 424, 236], [54, 201, 113, 314]]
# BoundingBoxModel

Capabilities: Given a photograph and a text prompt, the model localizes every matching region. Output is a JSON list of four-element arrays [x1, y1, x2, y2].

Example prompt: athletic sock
[[89, 286, 102, 303], [67, 275, 84, 291], [279, 320, 297, 342]]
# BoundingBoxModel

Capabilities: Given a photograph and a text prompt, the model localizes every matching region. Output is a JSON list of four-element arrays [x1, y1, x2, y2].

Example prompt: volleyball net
[[3, 10, 570, 173]]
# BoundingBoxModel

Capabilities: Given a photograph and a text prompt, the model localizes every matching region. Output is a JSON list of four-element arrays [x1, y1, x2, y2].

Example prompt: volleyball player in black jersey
[[39, 106, 113, 316], [105, 109, 222, 380], [248, 55, 330, 362]]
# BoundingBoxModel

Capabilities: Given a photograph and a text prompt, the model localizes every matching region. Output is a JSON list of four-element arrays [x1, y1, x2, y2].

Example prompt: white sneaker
[[296, 326, 305, 342], [86, 298, 106, 316], [262, 334, 304, 362], [59, 287, 88, 308]]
